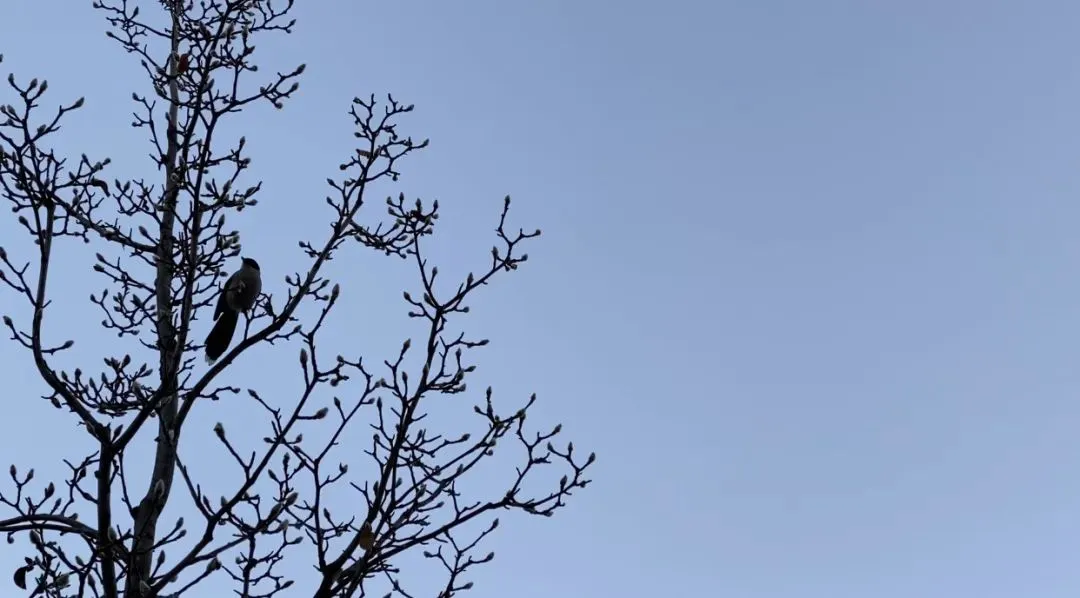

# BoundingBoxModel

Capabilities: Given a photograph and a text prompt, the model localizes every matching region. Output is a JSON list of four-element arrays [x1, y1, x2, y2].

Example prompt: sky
[[4, 0, 1080, 596]]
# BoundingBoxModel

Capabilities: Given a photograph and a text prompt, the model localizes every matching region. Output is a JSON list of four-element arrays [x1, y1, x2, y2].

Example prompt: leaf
[[13, 564, 31, 590]]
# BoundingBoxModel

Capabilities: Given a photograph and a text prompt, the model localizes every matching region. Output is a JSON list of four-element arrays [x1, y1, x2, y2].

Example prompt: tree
[[0, 1, 594, 596]]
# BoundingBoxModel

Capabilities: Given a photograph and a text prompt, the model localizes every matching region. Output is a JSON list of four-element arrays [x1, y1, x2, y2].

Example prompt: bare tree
[[0, 1, 594, 597]]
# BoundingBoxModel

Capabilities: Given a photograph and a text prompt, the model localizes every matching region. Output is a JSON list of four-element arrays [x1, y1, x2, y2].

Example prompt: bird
[[358, 521, 375, 551], [204, 257, 262, 363]]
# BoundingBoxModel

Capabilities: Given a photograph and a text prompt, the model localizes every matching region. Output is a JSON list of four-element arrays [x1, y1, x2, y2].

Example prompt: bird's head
[[241, 257, 261, 271]]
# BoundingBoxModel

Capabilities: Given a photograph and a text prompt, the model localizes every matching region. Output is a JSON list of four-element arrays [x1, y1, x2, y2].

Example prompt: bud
[[214, 422, 225, 438], [314, 407, 328, 419]]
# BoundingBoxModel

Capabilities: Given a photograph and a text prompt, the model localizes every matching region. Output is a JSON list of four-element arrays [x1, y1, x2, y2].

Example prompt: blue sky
[[4, 0, 1080, 596]]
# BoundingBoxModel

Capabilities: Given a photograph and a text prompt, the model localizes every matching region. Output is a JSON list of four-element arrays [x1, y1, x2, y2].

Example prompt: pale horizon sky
[[4, 1, 1080, 596]]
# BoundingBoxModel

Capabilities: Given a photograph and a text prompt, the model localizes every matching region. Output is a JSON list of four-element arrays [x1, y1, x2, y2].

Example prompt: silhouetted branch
[[0, 1, 593, 597]]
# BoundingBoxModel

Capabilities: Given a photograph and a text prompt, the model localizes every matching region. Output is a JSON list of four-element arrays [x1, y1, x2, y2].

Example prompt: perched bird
[[204, 257, 262, 363], [358, 521, 376, 551]]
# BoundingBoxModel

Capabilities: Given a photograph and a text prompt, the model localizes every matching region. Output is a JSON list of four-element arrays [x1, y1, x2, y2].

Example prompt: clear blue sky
[[3, 0, 1080, 596]]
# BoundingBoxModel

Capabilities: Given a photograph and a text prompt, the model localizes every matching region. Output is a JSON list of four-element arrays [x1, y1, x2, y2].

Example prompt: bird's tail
[[204, 309, 239, 363]]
